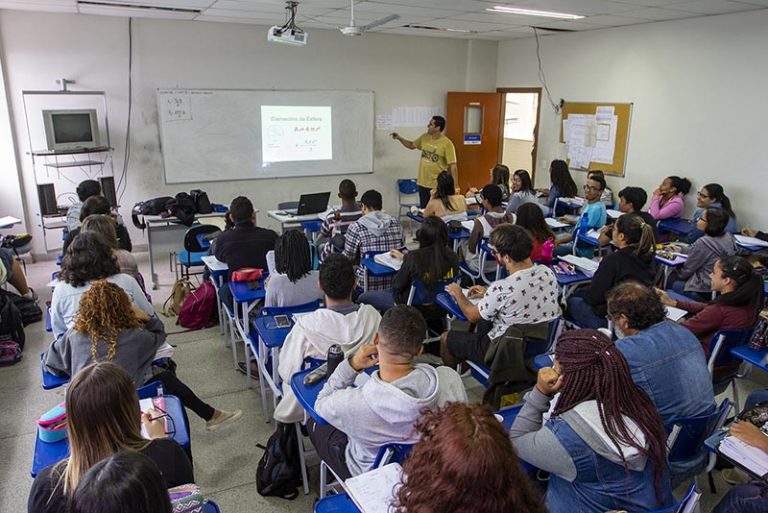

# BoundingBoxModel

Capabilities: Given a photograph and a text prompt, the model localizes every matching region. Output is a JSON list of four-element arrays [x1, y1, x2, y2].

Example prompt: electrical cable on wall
[[532, 27, 560, 115], [116, 17, 133, 203]]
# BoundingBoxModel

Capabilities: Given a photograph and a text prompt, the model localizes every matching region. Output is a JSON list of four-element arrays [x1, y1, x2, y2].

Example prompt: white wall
[[497, 9, 768, 229], [0, 10, 498, 256]]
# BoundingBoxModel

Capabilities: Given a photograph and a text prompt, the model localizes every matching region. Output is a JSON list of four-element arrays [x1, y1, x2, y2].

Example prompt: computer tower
[[37, 183, 58, 216], [100, 176, 117, 208]]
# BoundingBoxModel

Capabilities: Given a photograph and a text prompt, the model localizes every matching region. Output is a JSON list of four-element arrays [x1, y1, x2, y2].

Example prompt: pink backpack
[[178, 281, 217, 330]]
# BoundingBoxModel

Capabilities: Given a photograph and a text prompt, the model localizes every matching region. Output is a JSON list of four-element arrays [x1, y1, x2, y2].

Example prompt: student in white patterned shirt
[[343, 189, 404, 292], [440, 224, 560, 367]]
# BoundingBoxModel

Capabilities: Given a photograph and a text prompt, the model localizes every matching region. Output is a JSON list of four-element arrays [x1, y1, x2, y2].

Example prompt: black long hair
[[435, 171, 457, 211], [714, 256, 764, 314], [667, 176, 692, 195], [515, 203, 554, 244], [274, 230, 312, 283], [550, 160, 578, 198], [513, 169, 535, 194], [410, 216, 455, 288], [702, 184, 736, 219]]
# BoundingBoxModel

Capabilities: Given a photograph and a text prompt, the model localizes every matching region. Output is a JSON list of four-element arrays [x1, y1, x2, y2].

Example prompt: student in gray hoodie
[[343, 189, 404, 291], [308, 305, 467, 479]]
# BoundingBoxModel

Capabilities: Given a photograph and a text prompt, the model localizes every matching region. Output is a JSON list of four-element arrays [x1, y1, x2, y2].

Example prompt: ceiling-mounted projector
[[268, 26, 307, 46]]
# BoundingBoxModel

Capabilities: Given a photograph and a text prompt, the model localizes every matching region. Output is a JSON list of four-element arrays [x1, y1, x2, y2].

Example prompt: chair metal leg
[[707, 471, 717, 495], [296, 423, 310, 495], [319, 461, 328, 498]]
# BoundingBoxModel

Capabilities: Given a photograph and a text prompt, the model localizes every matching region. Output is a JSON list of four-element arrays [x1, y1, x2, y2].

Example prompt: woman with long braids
[[264, 229, 322, 307], [510, 329, 673, 513], [394, 403, 545, 513], [44, 280, 241, 431]]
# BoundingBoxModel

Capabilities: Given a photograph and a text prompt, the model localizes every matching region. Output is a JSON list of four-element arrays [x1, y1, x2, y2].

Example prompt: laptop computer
[[282, 192, 331, 216]]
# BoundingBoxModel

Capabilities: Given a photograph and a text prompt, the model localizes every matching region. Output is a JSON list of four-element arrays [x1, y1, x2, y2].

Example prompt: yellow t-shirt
[[413, 133, 457, 188]]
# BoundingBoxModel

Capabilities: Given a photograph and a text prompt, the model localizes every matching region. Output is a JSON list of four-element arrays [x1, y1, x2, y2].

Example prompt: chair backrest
[[137, 380, 162, 400], [183, 224, 220, 252], [371, 443, 414, 469], [707, 328, 754, 376], [397, 178, 419, 196], [665, 398, 730, 463], [646, 483, 699, 513], [523, 317, 561, 359], [407, 276, 460, 306], [201, 500, 221, 513], [259, 299, 323, 317]]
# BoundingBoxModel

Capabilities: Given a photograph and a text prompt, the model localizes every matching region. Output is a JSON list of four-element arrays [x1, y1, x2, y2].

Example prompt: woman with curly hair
[[51, 231, 151, 342], [44, 280, 241, 430], [510, 329, 673, 513], [394, 402, 545, 513]]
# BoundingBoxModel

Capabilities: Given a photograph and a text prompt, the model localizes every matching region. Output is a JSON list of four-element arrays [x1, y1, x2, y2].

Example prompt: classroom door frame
[[496, 87, 542, 183]]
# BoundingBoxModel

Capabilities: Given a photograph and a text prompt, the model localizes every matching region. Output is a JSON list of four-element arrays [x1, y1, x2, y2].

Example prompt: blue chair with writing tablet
[[175, 224, 219, 280]]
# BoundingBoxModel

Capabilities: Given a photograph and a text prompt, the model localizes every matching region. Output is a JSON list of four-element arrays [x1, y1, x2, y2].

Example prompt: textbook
[[343, 463, 402, 513], [545, 217, 569, 229], [373, 252, 402, 270], [558, 254, 599, 275], [735, 234, 768, 248], [665, 305, 688, 322], [719, 435, 768, 477]]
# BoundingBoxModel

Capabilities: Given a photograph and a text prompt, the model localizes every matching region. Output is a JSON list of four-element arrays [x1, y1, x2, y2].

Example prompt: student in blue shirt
[[554, 175, 607, 258], [686, 183, 737, 243]]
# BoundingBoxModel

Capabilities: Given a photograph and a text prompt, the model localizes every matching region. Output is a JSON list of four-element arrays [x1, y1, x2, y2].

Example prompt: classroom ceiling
[[0, 0, 766, 40]]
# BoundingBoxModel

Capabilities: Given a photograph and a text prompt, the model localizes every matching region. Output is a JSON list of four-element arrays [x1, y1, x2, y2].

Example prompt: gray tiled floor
[[1, 250, 766, 512]]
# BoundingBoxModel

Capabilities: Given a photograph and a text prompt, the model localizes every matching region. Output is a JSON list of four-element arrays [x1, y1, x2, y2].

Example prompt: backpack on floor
[[256, 422, 302, 500], [0, 341, 22, 366], [4, 291, 42, 326], [163, 277, 193, 317], [178, 280, 217, 330], [0, 291, 25, 351]]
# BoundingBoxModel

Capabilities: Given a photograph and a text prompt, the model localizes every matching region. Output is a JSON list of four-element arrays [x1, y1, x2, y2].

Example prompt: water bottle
[[541, 237, 555, 265], [327, 344, 344, 376]]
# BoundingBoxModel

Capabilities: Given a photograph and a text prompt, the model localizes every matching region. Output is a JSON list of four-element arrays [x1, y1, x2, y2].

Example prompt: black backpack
[[4, 291, 42, 326], [255, 422, 302, 500], [132, 196, 174, 229], [190, 189, 213, 215], [166, 193, 197, 227], [0, 291, 25, 351]]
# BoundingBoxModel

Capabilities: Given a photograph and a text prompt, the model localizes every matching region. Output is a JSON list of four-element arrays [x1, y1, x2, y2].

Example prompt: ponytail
[[715, 256, 764, 314], [616, 214, 655, 257], [703, 184, 736, 219], [668, 176, 692, 195]]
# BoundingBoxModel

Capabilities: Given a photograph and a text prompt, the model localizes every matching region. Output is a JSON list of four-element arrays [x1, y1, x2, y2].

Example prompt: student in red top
[[657, 255, 764, 360], [514, 203, 554, 264]]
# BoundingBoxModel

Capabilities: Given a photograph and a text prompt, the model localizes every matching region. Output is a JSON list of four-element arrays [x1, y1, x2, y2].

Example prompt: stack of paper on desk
[[373, 253, 402, 270], [559, 254, 599, 275], [344, 463, 402, 513], [665, 305, 688, 322], [719, 435, 768, 476], [546, 218, 569, 229], [735, 234, 768, 248]]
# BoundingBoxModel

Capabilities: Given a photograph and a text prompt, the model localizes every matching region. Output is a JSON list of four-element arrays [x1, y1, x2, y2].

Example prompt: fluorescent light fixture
[[486, 6, 584, 20]]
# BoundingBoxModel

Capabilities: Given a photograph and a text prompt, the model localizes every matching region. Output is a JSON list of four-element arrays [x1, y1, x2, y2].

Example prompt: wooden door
[[445, 92, 503, 191]]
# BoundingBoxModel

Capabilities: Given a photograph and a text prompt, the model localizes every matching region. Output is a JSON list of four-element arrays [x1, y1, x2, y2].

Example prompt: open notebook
[[343, 463, 402, 513], [719, 435, 768, 477], [140, 397, 167, 439], [373, 252, 403, 270]]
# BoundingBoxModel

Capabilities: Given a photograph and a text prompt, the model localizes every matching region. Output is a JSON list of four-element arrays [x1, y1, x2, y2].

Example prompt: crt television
[[42, 109, 101, 151]]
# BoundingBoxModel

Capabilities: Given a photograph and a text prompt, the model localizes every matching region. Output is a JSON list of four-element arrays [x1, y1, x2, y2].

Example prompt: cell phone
[[247, 280, 260, 290], [303, 363, 328, 385], [274, 314, 291, 328]]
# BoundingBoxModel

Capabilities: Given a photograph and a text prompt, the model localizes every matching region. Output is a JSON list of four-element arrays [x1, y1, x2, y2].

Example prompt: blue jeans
[[357, 290, 395, 313], [566, 294, 608, 329]]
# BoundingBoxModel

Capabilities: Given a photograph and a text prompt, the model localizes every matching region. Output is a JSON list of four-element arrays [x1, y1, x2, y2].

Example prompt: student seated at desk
[[466, 164, 511, 202], [712, 390, 768, 513], [505, 169, 539, 215], [587, 170, 614, 207], [319, 179, 362, 261], [343, 189, 404, 291], [566, 214, 657, 329], [658, 256, 763, 366], [264, 230, 321, 308], [539, 159, 578, 217], [80, 214, 144, 291], [742, 226, 768, 242], [28, 362, 194, 513], [669, 207, 737, 301], [515, 202, 554, 264], [422, 170, 467, 219], [45, 280, 241, 430], [66, 179, 100, 232], [358, 216, 459, 325], [440, 225, 560, 368], [273, 254, 381, 424], [686, 183, 738, 243], [51, 232, 151, 343], [70, 452, 174, 513], [460, 184, 512, 273], [393, 403, 545, 513], [308, 306, 467, 479], [553, 175, 608, 258], [647, 175, 692, 221], [597, 186, 657, 246], [510, 329, 673, 513], [214, 196, 277, 308], [0, 247, 36, 299], [63, 195, 132, 255]]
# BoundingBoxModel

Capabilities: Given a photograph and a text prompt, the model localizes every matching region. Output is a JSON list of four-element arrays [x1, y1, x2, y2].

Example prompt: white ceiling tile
[[352, 3, 460, 17], [662, 0, 760, 14], [194, 14, 279, 24], [92, 0, 213, 7], [78, 4, 199, 18], [532, 19, 611, 30], [0, 0, 77, 13], [616, 6, 704, 19], [729, 0, 768, 6], [475, 29, 533, 39], [608, 0, 697, 6], [449, 11, 536, 24], [582, 13, 653, 24], [512, 0, 639, 15]]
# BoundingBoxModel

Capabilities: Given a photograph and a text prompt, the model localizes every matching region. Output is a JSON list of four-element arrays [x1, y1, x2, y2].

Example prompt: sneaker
[[206, 409, 243, 431], [236, 361, 259, 378]]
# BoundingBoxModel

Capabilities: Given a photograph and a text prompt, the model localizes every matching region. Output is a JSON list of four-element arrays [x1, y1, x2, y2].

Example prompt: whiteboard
[[156, 89, 374, 184]]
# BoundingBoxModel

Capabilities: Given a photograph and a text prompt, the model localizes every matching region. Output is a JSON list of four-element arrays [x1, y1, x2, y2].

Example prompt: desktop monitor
[[42, 109, 101, 151]]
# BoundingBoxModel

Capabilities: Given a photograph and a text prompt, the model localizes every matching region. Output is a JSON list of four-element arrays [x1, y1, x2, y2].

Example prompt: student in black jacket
[[62, 196, 132, 255], [566, 213, 657, 329]]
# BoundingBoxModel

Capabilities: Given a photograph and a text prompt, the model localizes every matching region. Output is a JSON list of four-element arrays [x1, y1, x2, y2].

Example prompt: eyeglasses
[[583, 184, 599, 191]]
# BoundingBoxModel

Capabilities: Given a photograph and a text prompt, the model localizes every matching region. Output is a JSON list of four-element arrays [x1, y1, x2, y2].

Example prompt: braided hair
[[553, 329, 668, 502], [274, 230, 312, 283]]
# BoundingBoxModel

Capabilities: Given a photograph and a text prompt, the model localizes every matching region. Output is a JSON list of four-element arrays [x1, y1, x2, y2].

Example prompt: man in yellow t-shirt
[[391, 116, 458, 208]]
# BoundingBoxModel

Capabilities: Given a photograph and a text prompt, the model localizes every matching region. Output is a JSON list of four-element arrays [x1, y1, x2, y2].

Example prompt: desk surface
[[229, 280, 266, 303], [551, 266, 592, 286], [435, 292, 467, 321], [360, 257, 399, 277], [730, 345, 768, 373], [141, 212, 228, 224], [267, 209, 327, 224], [655, 253, 687, 267], [252, 315, 294, 349], [658, 218, 693, 235], [0, 215, 22, 228], [32, 395, 189, 477]]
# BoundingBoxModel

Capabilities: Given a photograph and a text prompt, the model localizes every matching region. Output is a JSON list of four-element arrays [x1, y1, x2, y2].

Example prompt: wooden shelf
[[43, 160, 105, 168]]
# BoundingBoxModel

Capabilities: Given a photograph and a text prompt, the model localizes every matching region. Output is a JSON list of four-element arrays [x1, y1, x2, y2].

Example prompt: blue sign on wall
[[463, 134, 481, 145]]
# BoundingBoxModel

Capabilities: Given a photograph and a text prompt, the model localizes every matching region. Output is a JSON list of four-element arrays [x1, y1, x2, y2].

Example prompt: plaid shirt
[[319, 205, 363, 261], [344, 214, 404, 291]]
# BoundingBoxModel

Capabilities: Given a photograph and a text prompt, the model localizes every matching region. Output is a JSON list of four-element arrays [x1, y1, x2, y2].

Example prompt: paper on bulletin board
[[376, 114, 393, 130], [591, 115, 617, 164], [392, 106, 440, 128]]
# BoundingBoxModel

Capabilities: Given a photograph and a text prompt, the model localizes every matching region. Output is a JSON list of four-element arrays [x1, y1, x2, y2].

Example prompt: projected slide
[[261, 106, 332, 163]]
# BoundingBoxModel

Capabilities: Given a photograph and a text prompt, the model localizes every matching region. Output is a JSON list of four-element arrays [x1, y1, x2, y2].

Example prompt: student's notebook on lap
[[719, 435, 768, 477], [343, 463, 402, 513], [140, 397, 168, 439]]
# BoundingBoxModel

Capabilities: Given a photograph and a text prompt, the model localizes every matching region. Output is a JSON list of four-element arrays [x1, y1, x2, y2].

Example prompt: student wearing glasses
[[553, 175, 608, 258], [505, 169, 540, 215], [686, 184, 738, 243]]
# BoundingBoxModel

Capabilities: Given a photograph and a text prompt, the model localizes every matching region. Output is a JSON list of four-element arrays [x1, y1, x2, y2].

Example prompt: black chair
[[174, 224, 219, 280]]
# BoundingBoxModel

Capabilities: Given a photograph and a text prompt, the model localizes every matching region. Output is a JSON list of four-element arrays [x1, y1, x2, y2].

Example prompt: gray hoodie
[[357, 211, 398, 237], [315, 359, 467, 476], [509, 387, 650, 481], [678, 232, 736, 293]]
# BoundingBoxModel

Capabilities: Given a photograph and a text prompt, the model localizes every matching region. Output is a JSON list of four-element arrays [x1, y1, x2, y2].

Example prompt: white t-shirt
[[478, 265, 560, 340]]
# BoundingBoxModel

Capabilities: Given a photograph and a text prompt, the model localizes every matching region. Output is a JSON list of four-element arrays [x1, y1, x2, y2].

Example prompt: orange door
[[445, 92, 503, 191]]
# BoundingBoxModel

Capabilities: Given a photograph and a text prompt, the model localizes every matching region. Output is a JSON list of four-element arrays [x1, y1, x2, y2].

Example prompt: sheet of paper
[[461, 220, 475, 231], [665, 305, 688, 322], [0, 216, 21, 227], [392, 106, 440, 128], [139, 397, 167, 439], [546, 217, 569, 229], [586, 228, 602, 240], [375, 114, 393, 130], [591, 115, 617, 165], [201, 255, 228, 271], [344, 463, 402, 513], [373, 252, 403, 270], [719, 435, 768, 476], [606, 209, 623, 219], [595, 105, 615, 121], [462, 288, 482, 305], [559, 254, 599, 274], [735, 234, 768, 248], [562, 119, 570, 143]]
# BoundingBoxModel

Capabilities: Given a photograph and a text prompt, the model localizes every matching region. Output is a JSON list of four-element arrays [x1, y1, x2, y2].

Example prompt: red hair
[[394, 402, 545, 513]]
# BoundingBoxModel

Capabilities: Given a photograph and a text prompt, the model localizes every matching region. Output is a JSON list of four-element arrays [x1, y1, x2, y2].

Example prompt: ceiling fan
[[339, 0, 400, 36]]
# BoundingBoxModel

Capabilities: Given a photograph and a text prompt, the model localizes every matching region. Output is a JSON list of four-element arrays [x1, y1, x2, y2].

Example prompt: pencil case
[[38, 402, 68, 443], [231, 267, 263, 282]]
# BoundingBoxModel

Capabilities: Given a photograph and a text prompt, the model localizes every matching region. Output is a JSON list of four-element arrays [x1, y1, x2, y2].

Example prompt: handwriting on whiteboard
[[161, 94, 192, 122]]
